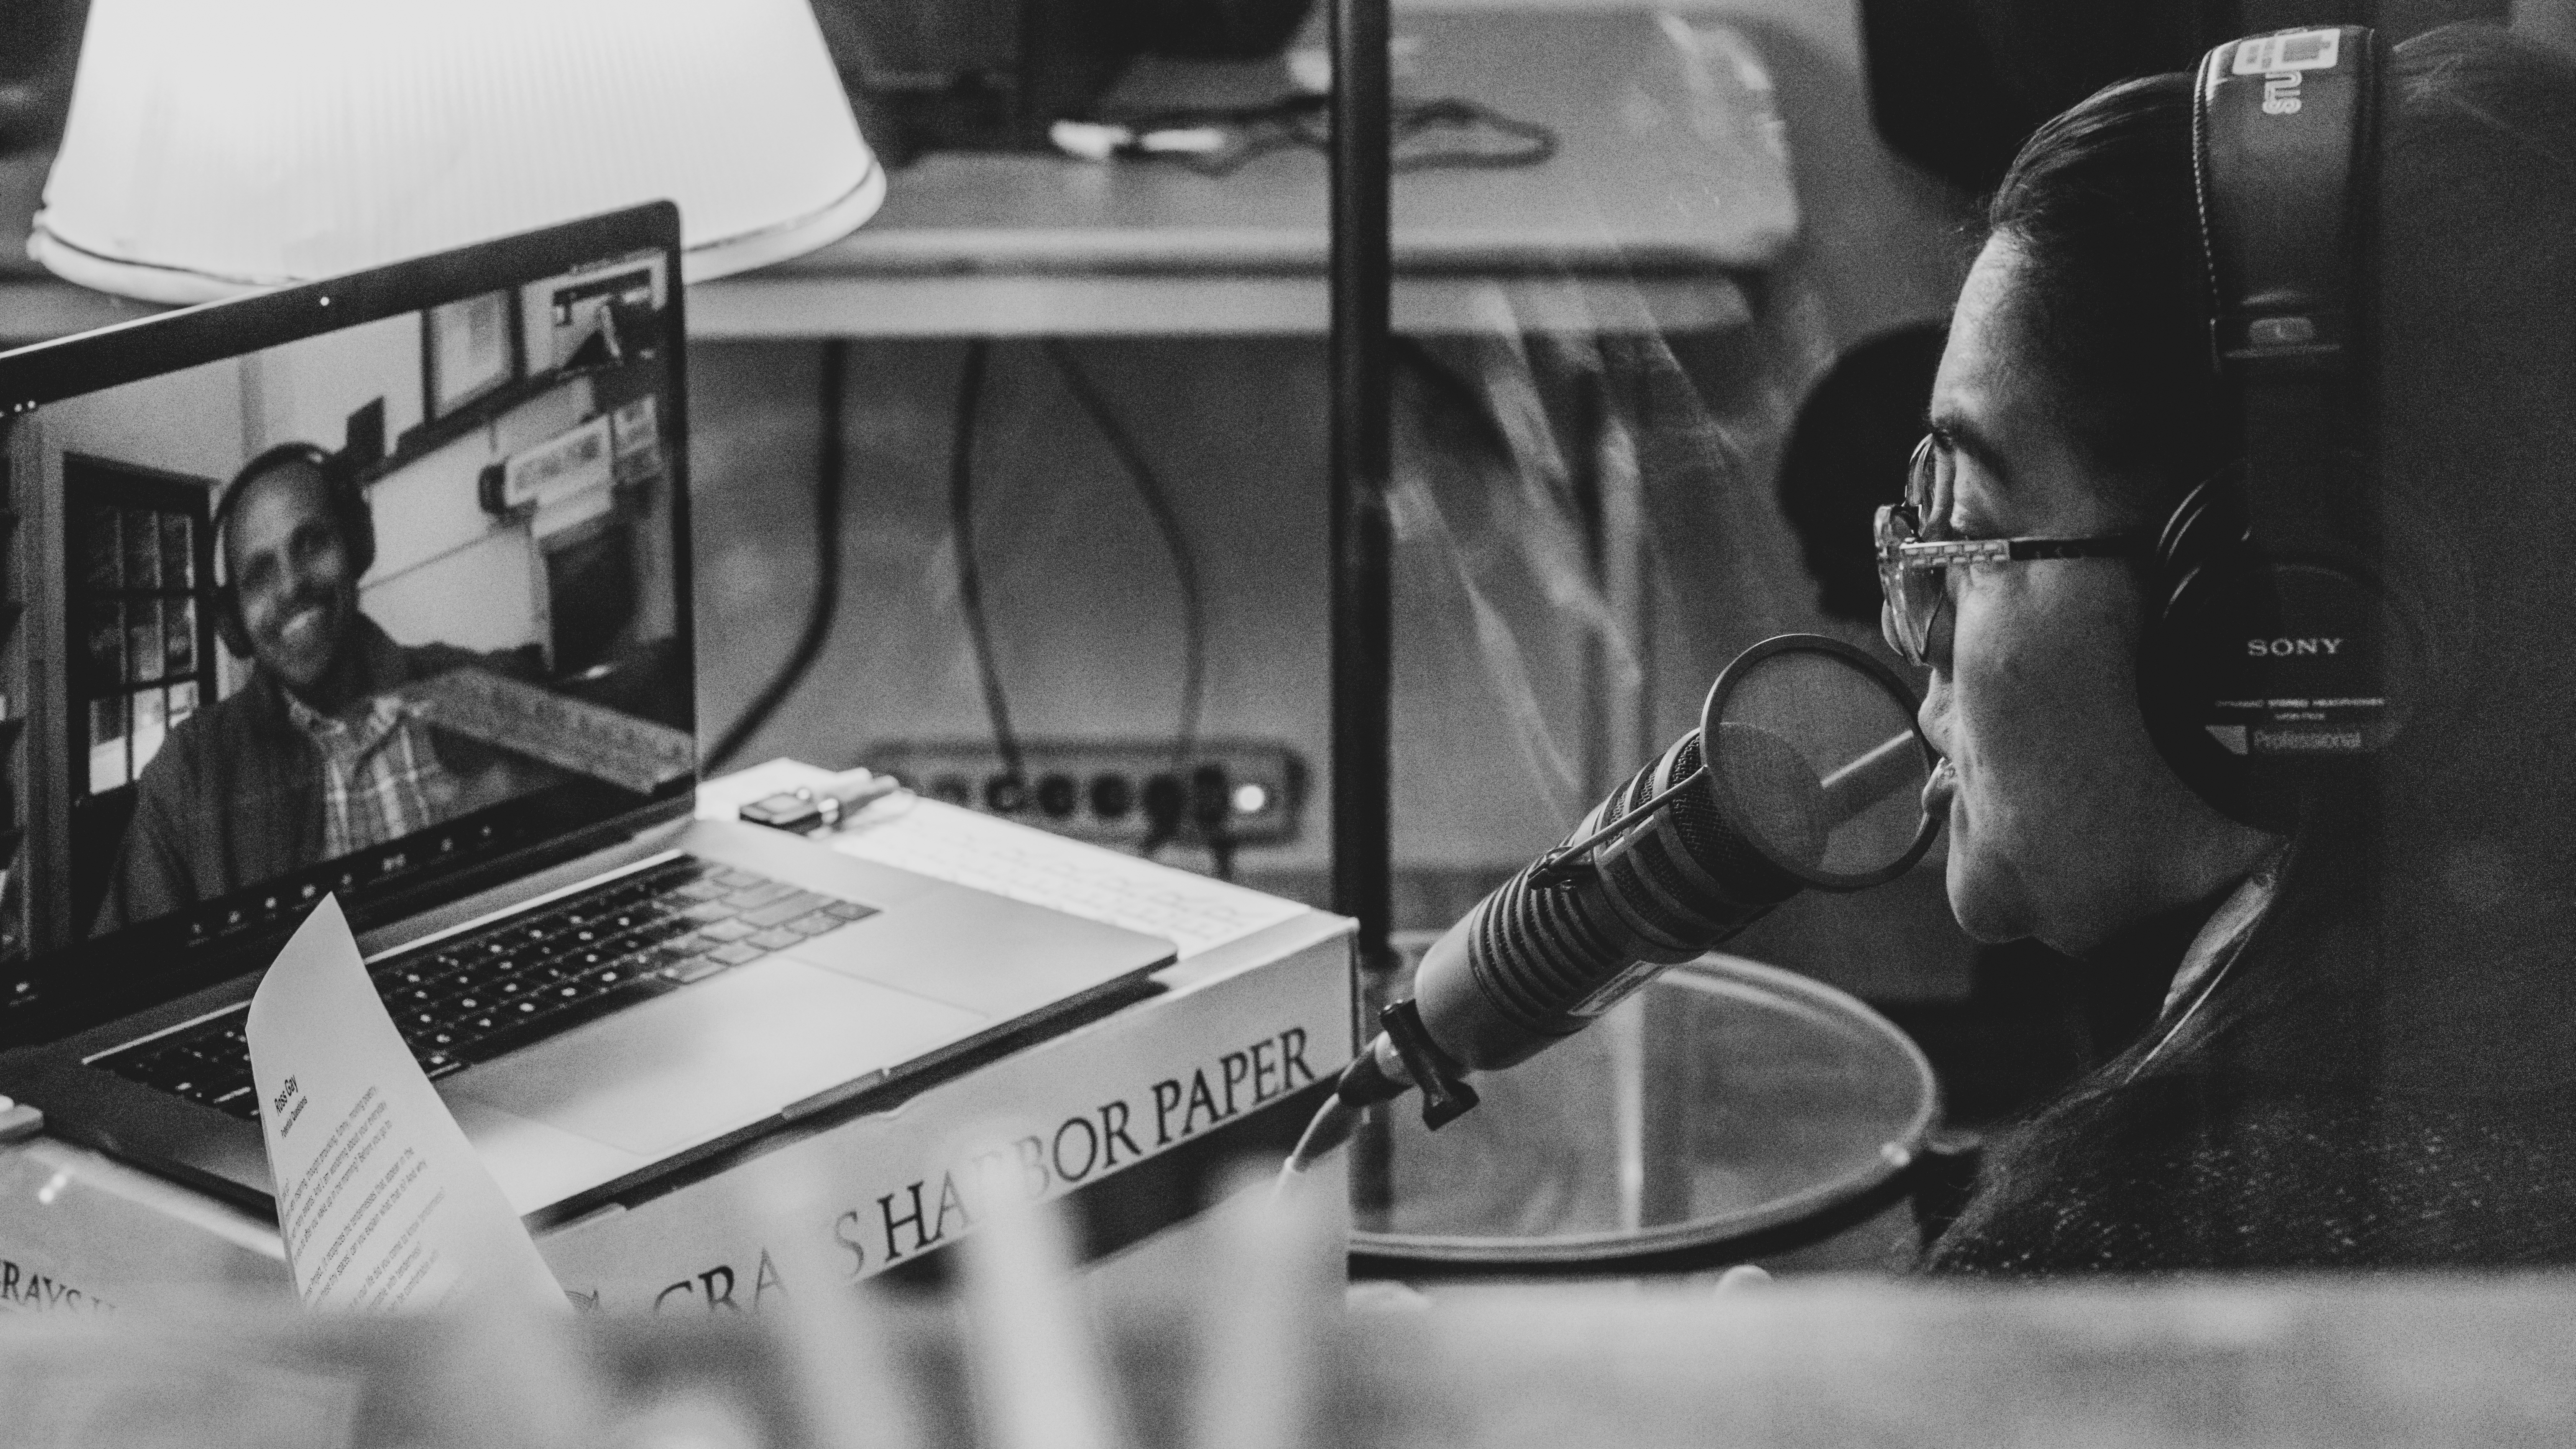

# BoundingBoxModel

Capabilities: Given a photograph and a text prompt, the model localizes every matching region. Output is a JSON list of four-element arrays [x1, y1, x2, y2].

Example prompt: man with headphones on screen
[[1878, 20, 2576, 1271], [95, 444, 547, 934]]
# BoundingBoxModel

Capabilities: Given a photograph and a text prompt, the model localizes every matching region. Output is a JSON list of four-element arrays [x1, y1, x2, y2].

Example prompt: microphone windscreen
[[1706, 636, 1933, 885], [1709, 720, 1831, 876]]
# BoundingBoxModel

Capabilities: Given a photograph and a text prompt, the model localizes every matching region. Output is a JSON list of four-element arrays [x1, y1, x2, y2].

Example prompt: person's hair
[[1981, 71, 2228, 508], [1775, 324, 1946, 624], [1929, 23, 2576, 1268], [213, 442, 366, 583]]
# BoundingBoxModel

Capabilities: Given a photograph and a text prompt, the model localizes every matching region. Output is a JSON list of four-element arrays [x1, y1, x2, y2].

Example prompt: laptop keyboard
[[95, 857, 876, 1122]]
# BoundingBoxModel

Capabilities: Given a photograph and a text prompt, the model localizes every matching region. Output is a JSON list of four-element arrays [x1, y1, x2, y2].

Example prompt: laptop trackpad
[[449, 958, 986, 1158]]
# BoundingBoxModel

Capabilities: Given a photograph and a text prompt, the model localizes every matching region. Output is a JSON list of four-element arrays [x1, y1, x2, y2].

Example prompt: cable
[[1274, 1043, 1413, 1186], [1275, 1095, 1356, 1189], [1097, 95, 1558, 178], [1138, 772, 1187, 859], [948, 339, 1025, 781], [1040, 341, 1209, 770], [1388, 97, 1559, 173], [706, 339, 847, 774]]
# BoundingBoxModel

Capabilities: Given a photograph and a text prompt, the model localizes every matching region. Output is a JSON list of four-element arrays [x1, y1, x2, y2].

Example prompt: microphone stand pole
[[1329, 0, 1395, 993]]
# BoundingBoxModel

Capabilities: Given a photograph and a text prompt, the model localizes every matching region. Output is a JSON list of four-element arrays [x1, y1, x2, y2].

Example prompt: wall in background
[[360, 376, 590, 659], [35, 356, 246, 485], [248, 311, 424, 453]]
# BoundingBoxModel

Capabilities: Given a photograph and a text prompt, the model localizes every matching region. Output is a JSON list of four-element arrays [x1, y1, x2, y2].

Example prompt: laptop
[[0, 203, 1175, 1226]]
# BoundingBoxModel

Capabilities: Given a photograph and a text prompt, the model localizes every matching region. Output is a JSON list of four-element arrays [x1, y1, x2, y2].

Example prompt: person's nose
[[279, 539, 336, 598], [1918, 670, 1952, 761]]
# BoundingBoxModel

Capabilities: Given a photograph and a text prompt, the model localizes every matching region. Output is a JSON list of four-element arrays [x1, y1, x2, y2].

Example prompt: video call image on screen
[[6, 249, 691, 952]]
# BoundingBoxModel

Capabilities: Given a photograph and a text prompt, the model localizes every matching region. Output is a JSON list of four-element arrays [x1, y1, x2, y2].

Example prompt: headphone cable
[[1041, 340, 1208, 777], [949, 339, 1026, 782], [705, 339, 848, 774]]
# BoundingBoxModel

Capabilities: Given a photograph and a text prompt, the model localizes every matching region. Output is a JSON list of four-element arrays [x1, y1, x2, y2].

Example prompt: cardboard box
[[0, 762, 1354, 1315], [0, 1134, 289, 1315], [542, 903, 1350, 1312]]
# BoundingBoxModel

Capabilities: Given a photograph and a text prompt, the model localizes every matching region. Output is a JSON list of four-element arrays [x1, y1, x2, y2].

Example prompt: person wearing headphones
[[1886, 22, 2576, 1270], [95, 444, 543, 933]]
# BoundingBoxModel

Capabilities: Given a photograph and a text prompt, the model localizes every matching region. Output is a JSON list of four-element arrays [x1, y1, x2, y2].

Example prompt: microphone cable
[[1276, 1041, 1411, 1186], [1277, 1095, 1357, 1185]]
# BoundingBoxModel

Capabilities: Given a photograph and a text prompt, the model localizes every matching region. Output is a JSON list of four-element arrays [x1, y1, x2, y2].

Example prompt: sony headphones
[[2140, 24, 2427, 831], [210, 441, 377, 659]]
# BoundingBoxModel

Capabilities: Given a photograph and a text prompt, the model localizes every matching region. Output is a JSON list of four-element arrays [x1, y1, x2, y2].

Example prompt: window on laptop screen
[[0, 244, 692, 1028]]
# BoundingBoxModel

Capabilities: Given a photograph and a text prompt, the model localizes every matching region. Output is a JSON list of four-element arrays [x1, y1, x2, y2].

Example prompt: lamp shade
[[30, 0, 883, 303]]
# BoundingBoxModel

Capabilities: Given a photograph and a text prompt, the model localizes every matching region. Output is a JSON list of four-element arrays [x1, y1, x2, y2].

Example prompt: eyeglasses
[[1875, 434, 2148, 665]]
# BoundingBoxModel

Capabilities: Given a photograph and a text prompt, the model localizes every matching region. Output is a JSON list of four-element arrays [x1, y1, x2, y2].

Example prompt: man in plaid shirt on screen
[[97, 446, 548, 933]]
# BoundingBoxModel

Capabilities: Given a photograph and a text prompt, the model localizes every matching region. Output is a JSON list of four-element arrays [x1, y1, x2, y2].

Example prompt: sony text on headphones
[[209, 442, 377, 659], [2141, 25, 2426, 831]]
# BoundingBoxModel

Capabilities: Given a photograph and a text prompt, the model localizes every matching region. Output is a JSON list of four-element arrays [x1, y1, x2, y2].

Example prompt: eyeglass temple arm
[[1892, 533, 2146, 565]]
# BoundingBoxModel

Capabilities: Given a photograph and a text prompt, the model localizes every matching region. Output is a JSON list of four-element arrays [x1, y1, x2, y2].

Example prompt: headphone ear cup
[[2141, 455, 2426, 833], [2141, 468, 2280, 828], [2155, 471, 2243, 581], [338, 481, 376, 579], [214, 581, 253, 658]]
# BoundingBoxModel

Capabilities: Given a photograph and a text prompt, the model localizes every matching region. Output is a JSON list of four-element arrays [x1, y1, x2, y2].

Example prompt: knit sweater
[[1921, 1075, 2576, 1273]]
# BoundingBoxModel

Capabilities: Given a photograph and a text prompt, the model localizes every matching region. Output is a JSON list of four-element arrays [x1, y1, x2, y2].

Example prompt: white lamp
[[29, 0, 883, 303]]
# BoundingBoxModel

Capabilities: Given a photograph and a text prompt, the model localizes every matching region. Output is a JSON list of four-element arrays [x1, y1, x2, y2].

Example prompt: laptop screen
[[0, 212, 694, 1042]]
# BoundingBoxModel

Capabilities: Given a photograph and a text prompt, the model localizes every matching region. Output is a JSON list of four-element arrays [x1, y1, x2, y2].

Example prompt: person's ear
[[215, 581, 253, 657]]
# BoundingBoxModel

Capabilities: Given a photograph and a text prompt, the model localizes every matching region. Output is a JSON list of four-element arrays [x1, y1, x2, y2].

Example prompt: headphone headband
[[212, 442, 366, 578], [2193, 28, 2376, 383]]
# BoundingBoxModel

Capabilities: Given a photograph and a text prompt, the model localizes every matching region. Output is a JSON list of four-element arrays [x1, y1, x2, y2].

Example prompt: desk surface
[[0, 12, 1791, 340]]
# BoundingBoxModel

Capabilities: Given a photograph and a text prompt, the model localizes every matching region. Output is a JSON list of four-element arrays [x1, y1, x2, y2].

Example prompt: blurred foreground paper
[[0, 1346, 359, 1449], [245, 896, 565, 1312]]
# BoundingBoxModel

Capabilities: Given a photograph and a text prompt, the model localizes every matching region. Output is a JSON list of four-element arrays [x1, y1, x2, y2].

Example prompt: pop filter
[[1708, 633, 1937, 892]]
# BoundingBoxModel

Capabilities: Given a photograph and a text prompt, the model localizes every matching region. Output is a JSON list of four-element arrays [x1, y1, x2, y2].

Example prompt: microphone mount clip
[[1379, 998, 1479, 1130], [1526, 761, 1709, 890]]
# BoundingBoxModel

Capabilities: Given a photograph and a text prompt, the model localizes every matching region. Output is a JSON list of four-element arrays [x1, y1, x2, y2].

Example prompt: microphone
[[1283, 634, 1938, 1175]]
